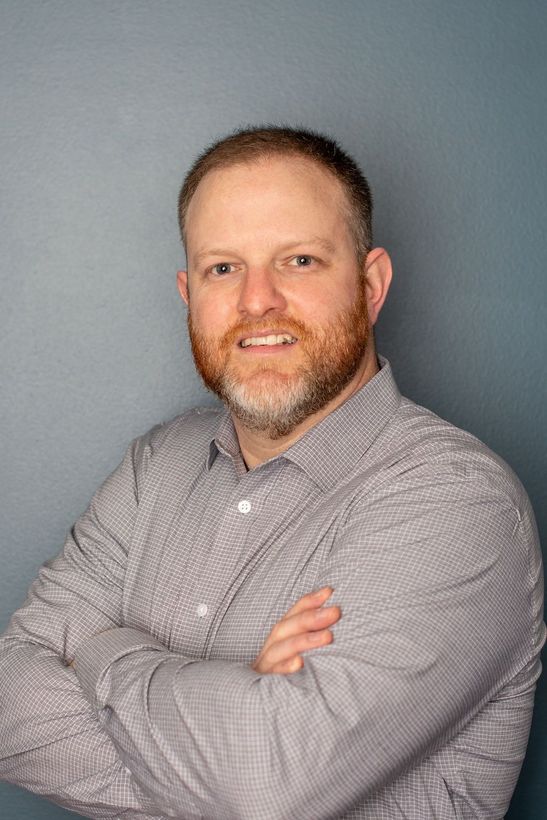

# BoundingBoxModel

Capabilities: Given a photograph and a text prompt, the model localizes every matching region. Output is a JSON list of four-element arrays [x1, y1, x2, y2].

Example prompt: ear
[[177, 270, 189, 305], [363, 248, 392, 326]]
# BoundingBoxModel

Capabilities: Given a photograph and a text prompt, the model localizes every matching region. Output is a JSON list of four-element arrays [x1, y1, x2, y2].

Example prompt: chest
[[122, 455, 343, 664]]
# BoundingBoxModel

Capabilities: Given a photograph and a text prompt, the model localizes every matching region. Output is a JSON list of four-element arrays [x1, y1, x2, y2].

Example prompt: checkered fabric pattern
[[0, 359, 544, 819]]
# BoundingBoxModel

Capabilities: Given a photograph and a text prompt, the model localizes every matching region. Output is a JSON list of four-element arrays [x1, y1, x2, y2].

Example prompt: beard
[[187, 280, 370, 440]]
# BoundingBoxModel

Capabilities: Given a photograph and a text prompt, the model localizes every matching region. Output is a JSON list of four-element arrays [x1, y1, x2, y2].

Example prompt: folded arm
[[72, 468, 542, 820], [0, 425, 337, 819]]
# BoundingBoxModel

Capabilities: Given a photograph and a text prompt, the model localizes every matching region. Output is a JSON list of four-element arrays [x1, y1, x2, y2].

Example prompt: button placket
[[203, 462, 298, 657]]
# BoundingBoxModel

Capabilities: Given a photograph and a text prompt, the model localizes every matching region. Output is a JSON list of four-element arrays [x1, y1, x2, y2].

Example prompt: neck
[[233, 344, 380, 469]]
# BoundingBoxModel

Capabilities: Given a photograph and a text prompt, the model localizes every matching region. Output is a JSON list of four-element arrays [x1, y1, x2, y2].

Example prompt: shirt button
[[196, 603, 208, 618], [238, 499, 252, 514]]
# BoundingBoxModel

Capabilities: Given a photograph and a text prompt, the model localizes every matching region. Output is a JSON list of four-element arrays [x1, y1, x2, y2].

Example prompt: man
[[0, 126, 544, 819]]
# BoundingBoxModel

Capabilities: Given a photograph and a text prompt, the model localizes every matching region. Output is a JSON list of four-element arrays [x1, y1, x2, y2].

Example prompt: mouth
[[238, 333, 298, 349]]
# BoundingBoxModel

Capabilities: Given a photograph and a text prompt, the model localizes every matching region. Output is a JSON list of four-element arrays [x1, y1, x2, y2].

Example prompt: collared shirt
[[0, 359, 544, 819]]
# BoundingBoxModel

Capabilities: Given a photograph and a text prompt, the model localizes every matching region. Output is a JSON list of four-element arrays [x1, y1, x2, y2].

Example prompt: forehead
[[185, 156, 352, 250]]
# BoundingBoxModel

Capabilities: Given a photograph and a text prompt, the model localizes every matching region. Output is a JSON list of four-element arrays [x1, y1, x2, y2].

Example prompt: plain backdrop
[[1, 1, 545, 817]]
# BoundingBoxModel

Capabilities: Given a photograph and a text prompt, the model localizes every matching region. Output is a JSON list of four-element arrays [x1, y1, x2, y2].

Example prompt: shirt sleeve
[[0, 432, 165, 819], [73, 462, 545, 820]]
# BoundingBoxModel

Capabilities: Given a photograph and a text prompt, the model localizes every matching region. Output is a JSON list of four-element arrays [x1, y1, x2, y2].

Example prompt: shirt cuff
[[74, 627, 166, 708]]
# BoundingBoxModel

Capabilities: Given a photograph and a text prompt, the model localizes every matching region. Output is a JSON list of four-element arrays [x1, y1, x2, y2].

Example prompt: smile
[[239, 334, 297, 348]]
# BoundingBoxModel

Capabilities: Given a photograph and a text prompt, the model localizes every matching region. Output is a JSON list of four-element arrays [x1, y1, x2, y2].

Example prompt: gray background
[[1, 0, 545, 817]]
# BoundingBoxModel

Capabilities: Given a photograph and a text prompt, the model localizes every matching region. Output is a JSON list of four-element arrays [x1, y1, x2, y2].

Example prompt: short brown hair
[[178, 125, 373, 259]]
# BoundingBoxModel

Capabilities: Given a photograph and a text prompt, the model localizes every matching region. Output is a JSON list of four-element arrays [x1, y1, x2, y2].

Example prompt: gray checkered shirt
[[0, 359, 544, 819]]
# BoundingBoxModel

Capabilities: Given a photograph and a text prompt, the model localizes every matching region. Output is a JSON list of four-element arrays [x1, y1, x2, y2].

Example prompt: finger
[[270, 655, 304, 676], [281, 586, 334, 621], [253, 591, 340, 672], [269, 605, 341, 646], [258, 605, 340, 663], [258, 628, 334, 672]]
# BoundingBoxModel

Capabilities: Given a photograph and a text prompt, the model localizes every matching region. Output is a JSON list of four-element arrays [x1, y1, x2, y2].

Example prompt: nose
[[236, 267, 287, 317]]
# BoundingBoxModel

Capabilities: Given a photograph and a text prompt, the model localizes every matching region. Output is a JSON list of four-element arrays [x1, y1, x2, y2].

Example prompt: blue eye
[[211, 263, 233, 275]]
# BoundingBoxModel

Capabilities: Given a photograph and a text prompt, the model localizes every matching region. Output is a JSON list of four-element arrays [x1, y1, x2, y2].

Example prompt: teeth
[[241, 334, 297, 348]]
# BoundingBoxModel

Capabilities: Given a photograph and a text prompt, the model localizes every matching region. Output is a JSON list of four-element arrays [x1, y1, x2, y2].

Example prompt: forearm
[[0, 636, 164, 819], [73, 627, 445, 820]]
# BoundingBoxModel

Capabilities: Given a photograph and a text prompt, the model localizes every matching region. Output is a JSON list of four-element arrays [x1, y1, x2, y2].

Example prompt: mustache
[[217, 316, 310, 347]]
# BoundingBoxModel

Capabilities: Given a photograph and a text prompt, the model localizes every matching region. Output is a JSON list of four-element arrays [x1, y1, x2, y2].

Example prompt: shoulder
[[343, 395, 538, 565], [127, 405, 223, 484], [374, 396, 527, 507], [144, 405, 223, 450]]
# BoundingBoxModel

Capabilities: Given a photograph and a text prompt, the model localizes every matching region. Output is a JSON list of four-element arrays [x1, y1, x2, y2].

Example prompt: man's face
[[180, 156, 373, 439]]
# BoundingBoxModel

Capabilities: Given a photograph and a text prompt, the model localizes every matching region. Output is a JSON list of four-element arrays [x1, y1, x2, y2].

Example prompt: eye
[[210, 262, 234, 276], [290, 255, 315, 267]]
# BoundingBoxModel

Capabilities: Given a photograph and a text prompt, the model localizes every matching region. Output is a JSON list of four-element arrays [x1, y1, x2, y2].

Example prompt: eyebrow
[[192, 236, 336, 265]]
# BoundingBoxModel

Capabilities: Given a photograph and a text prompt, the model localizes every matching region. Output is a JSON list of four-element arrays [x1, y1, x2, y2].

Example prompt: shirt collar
[[207, 356, 401, 489], [207, 413, 241, 470]]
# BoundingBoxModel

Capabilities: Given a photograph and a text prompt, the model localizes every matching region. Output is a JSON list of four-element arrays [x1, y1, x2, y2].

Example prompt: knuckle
[[270, 623, 284, 639]]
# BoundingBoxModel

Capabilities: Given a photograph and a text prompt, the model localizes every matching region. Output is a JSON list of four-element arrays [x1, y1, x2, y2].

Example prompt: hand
[[252, 587, 341, 675]]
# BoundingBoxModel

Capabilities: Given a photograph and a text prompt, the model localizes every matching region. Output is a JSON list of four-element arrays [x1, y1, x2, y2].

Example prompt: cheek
[[190, 295, 233, 333], [290, 288, 346, 324]]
